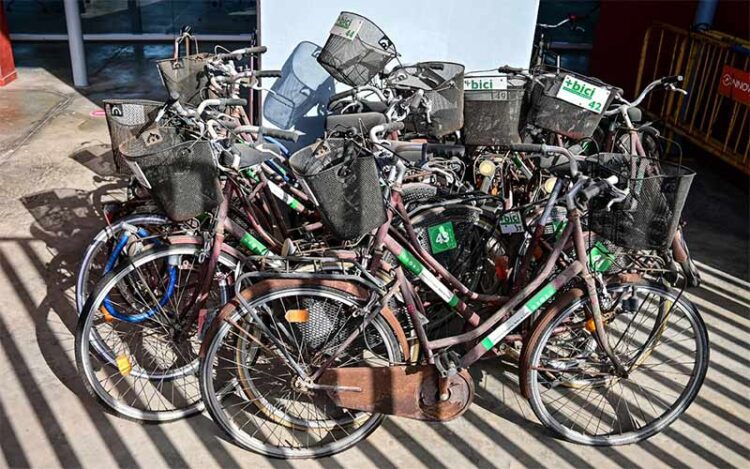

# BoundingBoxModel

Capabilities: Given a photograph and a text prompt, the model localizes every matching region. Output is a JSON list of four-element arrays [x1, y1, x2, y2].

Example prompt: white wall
[[259, 0, 539, 142], [261, 0, 540, 72]]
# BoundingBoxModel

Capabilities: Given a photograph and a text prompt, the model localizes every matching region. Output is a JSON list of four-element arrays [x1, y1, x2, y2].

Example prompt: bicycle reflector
[[285, 309, 310, 323]]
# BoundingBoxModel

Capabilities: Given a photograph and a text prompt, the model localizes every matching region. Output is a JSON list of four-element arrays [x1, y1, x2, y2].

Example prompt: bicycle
[[199, 139, 708, 457]]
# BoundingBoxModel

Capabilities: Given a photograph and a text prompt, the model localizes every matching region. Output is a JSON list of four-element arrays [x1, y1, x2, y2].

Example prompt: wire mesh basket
[[120, 126, 222, 222], [586, 154, 695, 251], [463, 74, 528, 146], [289, 138, 386, 240], [103, 99, 163, 174], [528, 71, 617, 139], [392, 62, 465, 137], [317, 11, 397, 87], [156, 53, 215, 106]]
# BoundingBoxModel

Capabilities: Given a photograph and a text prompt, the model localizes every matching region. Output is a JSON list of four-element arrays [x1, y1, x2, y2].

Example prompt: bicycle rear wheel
[[75, 243, 236, 422], [522, 281, 709, 445]]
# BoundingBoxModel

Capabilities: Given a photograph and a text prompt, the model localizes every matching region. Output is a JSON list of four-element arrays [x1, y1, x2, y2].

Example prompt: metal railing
[[636, 22, 750, 174]]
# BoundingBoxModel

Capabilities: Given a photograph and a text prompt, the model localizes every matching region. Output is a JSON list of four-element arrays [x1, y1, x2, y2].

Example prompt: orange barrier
[[636, 22, 750, 174]]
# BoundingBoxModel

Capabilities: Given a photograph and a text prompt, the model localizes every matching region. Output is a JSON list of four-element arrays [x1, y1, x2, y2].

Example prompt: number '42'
[[588, 101, 602, 112]]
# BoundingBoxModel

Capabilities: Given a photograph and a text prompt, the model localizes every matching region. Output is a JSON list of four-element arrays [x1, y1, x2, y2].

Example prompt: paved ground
[[0, 45, 748, 468]]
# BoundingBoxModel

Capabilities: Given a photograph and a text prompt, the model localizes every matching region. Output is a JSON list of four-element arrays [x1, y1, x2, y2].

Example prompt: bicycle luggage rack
[[235, 254, 386, 293]]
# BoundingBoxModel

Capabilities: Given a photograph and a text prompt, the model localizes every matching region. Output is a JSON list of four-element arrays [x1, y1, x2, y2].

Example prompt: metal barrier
[[636, 22, 750, 174]]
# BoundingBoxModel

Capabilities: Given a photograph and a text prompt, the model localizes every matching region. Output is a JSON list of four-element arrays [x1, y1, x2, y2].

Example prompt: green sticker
[[240, 232, 269, 256], [397, 249, 424, 276], [588, 241, 615, 273], [428, 222, 457, 254]]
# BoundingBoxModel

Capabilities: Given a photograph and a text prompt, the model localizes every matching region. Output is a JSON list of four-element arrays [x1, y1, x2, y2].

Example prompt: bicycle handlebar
[[502, 143, 580, 177], [329, 88, 358, 103], [214, 46, 267, 61], [232, 125, 301, 143], [255, 70, 282, 78], [196, 98, 247, 115], [605, 75, 686, 116], [497, 65, 525, 74]]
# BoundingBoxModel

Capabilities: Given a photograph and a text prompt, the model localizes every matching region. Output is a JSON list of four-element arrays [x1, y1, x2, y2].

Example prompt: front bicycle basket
[[391, 62, 465, 137], [463, 74, 529, 146], [317, 11, 397, 87], [156, 53, 215, 106], [528, 71, 617, 139], [120, 126, 222, 221], [587, 154, 694, 251], [289, 138, 386, 240], [103, 99, 163, 174]]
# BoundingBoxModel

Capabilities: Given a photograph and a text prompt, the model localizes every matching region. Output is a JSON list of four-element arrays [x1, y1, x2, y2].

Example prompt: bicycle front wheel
[[523, 281, 709, 445], [200, 283, 403, 459], [75, 243, 236, 422]]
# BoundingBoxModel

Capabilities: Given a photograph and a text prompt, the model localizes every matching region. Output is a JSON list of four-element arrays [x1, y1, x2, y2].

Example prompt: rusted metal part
[[318, 365, 474, 421], [380, 305, 411, 363], [616, 272, 643, 284], [671, 230, 688, 263]]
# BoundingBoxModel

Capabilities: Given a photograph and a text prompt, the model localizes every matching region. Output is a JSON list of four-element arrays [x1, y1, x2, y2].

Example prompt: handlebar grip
[[497, 65, 524, 74], [259, 127, 300, 143], [215, 46, 267, 60], [329, 88, 357, 103], [661, 75, 683, 85], [243, 46, 267, 55], [219, 98, 248, 107], [381, 121, 405, 133], [255, 70, 282, 78], [581, 181, 606, 201], [505, 143, 544, 153], [423, 143, 465, 159]]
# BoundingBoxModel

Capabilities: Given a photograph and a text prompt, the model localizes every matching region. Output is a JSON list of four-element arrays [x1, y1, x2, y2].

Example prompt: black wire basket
[[317, 11, 397, 87], [391, 62, 465, 137], [103, 99, 163, 174], [156, 53, 215, 106], [528, 71, 617, 139], [587, 154, 695, 251], [463, 74, 529, 146], [120, 126, 222, 222], [289, 138, 386, 240]]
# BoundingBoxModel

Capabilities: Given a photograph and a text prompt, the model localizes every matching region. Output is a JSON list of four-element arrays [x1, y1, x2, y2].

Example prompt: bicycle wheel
[[75, 243, 236, 422], [200, 284, 403, 459], [523, 281, 709, 445], [75, 213, 171, 314]]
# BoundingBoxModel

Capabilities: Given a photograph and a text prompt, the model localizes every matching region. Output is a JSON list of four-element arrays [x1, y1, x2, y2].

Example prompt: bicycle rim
[[525, 282, 709, 445]]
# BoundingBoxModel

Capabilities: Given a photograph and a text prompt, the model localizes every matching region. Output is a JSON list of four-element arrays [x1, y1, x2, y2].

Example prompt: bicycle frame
[[302, 175, 627, 383]]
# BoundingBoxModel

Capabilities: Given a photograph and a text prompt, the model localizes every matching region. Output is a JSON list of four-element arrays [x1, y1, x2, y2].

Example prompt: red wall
[[590, 1, 749, 97]]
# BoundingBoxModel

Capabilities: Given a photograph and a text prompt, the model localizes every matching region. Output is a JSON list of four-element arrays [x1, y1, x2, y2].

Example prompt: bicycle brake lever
[[605, 187, 630, 211], [666, 83, 688, 96]]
